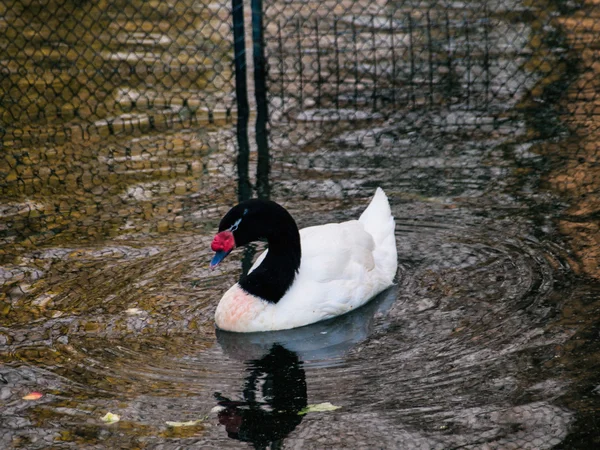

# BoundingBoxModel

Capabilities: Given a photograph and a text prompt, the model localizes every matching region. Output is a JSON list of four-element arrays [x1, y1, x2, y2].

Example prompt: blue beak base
[[210, 250, 231, 268]]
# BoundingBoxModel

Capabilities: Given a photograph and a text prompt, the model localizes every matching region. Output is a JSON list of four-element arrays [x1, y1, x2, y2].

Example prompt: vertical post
[[232, 0, 251, 202], [390, 13, 396, 109], [445, 10, 453, 96], [352, 17, 359, 107], [334, 17, 340, 111], [465, 14, 471, 110], [296, 19, 304, 109], [408, 13, 415, 108], [483, 5, 490, 108], [426, 10, 434, 108], [315, 18, 322, 108], [371, 15, 377, 112], [252, 0, 270, 199], [278, 20, 285, 111]]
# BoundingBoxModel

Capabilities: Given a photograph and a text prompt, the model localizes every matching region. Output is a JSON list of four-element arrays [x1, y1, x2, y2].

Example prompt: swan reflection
[[214, 345, 306, 448], [215, 286, 397, 448]]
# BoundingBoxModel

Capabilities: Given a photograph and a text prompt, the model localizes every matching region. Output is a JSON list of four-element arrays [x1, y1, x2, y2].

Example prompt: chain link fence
[[262, 0, 572, 202], [0, 0, 587, 253], [0, 1, 599, 448], [1, 0, 237, 254]]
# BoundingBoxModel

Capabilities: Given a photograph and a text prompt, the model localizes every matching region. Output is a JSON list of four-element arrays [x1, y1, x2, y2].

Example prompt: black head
[[211, 199, 300, 270]]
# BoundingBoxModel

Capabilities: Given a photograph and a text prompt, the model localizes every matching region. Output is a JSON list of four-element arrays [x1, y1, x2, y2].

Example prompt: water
[[2, 119, 597, 448], [2, 1, 600, 449]]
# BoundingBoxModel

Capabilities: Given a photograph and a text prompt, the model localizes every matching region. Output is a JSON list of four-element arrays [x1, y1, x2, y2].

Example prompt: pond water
[[2, 1, 600, 449], [2, 111, 598, 448]]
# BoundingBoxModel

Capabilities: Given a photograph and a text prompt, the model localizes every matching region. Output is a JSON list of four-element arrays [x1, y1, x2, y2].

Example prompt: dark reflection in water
[[214, 345, 307, 449], [215, 287, 397, 447]]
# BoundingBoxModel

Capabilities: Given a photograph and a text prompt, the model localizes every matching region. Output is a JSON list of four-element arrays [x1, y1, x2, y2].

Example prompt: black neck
[[239, 221, 301, 304]]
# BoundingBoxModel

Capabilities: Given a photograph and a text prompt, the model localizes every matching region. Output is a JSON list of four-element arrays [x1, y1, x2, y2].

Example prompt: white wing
[[249, 220, 375, 282], [243, 188, 397, 331]]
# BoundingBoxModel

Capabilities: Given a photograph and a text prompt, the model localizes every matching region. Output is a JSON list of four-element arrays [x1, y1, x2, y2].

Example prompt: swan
[[210, 188, 397, 332]]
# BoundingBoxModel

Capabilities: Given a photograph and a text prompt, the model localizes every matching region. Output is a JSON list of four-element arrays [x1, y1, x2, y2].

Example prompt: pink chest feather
[[215, 286, 267, 331]]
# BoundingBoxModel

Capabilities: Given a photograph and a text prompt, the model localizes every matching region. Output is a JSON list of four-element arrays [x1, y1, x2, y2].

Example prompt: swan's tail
[[359, 188, 398, 282]]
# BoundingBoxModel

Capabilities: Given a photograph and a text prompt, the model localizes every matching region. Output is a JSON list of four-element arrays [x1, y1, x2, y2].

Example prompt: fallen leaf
[[22, 392, 43, 400], [125, 308, 143, 315], [165, 419, 204, 427], [298, 402, 341, 415], [101, 412, 120, 424]]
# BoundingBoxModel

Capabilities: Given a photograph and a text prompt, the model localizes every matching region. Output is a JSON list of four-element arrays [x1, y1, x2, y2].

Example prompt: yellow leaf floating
[[101, 412, 120, 424], [22, 392, 43, 400], [165, 419, 203, 427], [298, 402, 341, 416]]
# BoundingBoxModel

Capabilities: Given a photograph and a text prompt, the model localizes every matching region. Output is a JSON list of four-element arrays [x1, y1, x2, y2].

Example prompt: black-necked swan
[[210, 188, 397, 332]]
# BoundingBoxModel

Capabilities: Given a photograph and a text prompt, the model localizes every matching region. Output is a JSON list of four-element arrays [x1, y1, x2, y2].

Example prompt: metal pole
[[252, 0, 270, 200], [232, 0, 251, 202]]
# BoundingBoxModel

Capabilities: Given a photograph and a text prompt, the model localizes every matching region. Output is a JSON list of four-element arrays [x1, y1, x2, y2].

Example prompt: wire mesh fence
[[1, 0, 237, 129], [0, 1, 599, 449], [0, 0, 585, 253], [262, 0, 571, 201], [1, 0, 237, 253]]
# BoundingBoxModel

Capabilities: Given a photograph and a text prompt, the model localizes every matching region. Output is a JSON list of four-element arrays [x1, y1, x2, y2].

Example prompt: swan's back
[[299, 220, 375, 282], [270, 188, 397, 327]]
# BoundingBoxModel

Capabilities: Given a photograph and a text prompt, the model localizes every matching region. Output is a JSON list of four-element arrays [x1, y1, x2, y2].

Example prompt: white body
[[215, 188, 398, 332]]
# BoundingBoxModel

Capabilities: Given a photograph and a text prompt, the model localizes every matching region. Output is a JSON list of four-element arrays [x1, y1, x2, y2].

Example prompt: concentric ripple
[[0, 203, 579, 449], [0, 117, 588, 449]]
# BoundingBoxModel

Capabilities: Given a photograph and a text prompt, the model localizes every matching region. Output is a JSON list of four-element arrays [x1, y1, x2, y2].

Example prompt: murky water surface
[[2, 1, 600, 449], [2, 118, 598, 448]]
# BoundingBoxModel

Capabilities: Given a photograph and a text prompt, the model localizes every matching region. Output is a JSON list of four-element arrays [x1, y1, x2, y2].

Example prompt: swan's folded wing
[[299, 220, 375, 283]]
